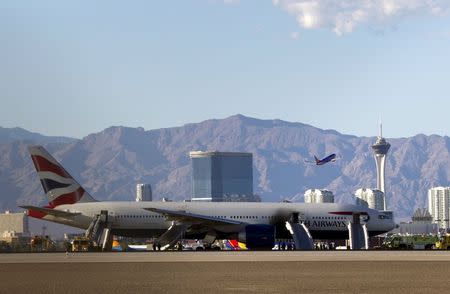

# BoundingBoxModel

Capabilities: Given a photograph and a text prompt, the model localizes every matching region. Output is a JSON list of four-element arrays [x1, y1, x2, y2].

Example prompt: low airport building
[[391, 208, 439, 235], [0, 210, 29, 235], [0, 211, 30, 251]]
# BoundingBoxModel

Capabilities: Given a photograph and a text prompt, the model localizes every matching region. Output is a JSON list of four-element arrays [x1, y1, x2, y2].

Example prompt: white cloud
[[224, 0, 240, 4], [273, 0, 450, 35]]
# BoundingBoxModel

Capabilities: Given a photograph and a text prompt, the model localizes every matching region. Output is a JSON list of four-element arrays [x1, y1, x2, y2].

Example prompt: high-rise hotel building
[[190, 151, 254, 202], [304, 189, 334, 204], [136, 183, 152, 202], [428, 187, 450, 230], [355, 188, 384, 210]]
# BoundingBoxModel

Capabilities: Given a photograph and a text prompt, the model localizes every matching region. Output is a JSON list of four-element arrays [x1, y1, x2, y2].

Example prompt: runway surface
[[2, 252, 450, 293], [3, 250, 450, 263]]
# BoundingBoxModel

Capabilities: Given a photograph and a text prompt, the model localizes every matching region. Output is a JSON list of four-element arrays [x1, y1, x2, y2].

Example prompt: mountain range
[[0, 127, 75, 145], [1, 114, 450, 221]]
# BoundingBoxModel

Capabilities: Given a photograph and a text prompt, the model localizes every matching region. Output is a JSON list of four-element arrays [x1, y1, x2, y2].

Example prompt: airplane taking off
[[20, 146, 394, 250], [305, 154, 340, 166]]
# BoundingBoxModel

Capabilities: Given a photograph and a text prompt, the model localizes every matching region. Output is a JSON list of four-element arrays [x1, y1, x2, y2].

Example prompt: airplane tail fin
[[314, 155, 320, 164], [28, 145, 97, 207]]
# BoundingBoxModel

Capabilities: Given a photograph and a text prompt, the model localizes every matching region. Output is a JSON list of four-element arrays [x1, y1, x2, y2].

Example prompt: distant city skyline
[[2, 1, 450, 138]]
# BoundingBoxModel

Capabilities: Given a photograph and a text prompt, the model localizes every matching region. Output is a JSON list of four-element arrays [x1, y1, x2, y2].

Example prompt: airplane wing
[[143, 208, 243, 226], [19, 205, 81, 218]]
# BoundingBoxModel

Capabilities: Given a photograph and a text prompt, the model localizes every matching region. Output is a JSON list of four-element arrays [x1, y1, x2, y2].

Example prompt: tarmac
[[2, 251, 450, 293]]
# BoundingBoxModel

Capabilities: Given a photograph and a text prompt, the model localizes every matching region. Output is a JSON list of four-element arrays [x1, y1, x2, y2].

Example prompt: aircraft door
[[100, 210, 108, 223]]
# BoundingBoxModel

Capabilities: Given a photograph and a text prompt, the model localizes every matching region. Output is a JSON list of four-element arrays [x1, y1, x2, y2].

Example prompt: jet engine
[[238, 224, 275, 250]]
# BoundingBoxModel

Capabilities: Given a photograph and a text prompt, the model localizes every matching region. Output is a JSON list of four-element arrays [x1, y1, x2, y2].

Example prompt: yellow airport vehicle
[[71, 236, 95, 252], [435, 234, 450, 250]]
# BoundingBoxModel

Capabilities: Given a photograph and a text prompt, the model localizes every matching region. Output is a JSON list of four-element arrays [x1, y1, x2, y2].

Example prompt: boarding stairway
[[285, 212, 314, 250], [286, 212, 369, 250], [85, 210, 113, 251], [348, 213, 369, 250], [155, 222, 188, 250]]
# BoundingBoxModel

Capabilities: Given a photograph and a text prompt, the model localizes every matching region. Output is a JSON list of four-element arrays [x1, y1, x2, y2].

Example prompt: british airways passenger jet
[[21, 146, 394, 250]]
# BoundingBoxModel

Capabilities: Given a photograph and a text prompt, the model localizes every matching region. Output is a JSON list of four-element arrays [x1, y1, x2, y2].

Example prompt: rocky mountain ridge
[[0, 127, 75, 145], [1, 115, 449, 220]]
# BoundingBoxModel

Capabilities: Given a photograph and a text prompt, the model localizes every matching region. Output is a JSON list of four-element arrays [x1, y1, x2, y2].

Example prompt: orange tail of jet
[[314, 155, 320, 164]]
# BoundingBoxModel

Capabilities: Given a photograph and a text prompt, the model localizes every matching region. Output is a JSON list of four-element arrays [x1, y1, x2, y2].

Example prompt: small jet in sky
[[305, 153, 339, 166]]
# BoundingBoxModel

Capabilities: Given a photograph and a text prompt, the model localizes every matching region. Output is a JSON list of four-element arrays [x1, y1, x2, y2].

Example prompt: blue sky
[[1, 0, 450, 138]]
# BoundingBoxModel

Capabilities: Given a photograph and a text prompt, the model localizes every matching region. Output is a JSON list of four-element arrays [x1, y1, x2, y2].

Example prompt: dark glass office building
[[190, 151, 253, 202]]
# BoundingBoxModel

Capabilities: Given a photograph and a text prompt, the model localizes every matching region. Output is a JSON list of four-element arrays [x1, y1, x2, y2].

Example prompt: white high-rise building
[[304, 189, 334, 204], [355, 188, 385, 210], [136, 183, 152, 202], [428, 187, 450, 230]]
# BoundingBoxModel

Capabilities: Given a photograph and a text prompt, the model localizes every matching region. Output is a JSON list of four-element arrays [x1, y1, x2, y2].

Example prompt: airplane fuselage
[[316, 154, 337, 165], [40, 201, 395, 240]]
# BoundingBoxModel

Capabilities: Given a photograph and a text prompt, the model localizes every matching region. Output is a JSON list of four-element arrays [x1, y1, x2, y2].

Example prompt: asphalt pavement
[[1, 251, 450, 293]]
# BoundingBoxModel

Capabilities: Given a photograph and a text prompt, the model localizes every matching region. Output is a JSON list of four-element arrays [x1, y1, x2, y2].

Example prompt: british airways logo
[[303, 220, 347, 228]]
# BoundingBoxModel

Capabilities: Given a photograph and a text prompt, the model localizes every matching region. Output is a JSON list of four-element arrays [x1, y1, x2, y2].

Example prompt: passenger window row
[[311, 216, 346, 220], [114, 215, 347, 221], [229, 216, 273, 219], [117, 215, 163, 218], [114, 215, 276, 220]]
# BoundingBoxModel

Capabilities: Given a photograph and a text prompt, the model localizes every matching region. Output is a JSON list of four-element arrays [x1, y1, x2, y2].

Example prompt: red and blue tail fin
[[314, 155, 320, 164], [28, 145, 97, 207]]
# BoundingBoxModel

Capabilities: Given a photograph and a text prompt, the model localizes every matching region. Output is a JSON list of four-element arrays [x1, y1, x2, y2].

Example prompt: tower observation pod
[[371, 122, 390, 211]]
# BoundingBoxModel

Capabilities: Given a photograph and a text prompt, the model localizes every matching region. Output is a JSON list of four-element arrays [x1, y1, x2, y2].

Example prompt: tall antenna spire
[[379, 116, 383, 138]]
